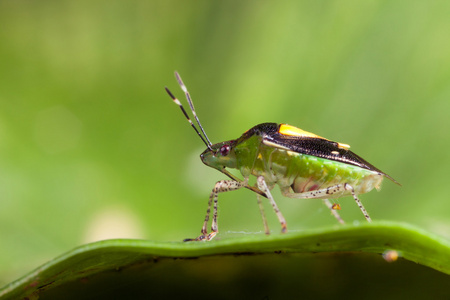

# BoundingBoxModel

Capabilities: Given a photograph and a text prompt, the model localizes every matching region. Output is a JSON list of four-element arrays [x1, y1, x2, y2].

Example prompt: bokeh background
[[1, 1, 450, 284]]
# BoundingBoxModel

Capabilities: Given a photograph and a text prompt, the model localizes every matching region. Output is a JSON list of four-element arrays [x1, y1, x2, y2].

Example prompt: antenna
[[165, 72, 212, 150], [174, 72, 212, 146]]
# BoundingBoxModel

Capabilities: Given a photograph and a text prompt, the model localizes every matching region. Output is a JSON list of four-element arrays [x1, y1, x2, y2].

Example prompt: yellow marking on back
[[279, 124, 351, 149], [279, 124, 324, 139], [337, 143, 350, 149]]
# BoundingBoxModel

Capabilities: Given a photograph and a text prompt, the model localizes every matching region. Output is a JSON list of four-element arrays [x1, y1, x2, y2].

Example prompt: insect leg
[[281, 183, 372, 223], [257, 176, 287, 233], [199, 189, 215, 237], [184, 180, 245, 242], [344, 183, 372, 222], [256, 193, 270, 235], [281, 183, 347, 200], [322, 199, 345, 224]]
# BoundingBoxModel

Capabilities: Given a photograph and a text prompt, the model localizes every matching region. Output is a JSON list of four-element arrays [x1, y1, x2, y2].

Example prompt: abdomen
[[251, 147, 384, 196]]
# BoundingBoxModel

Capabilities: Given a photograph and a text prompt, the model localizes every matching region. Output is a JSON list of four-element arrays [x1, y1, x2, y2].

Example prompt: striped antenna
[[174, 72, 212, 146], [165, 72, 212, 150]]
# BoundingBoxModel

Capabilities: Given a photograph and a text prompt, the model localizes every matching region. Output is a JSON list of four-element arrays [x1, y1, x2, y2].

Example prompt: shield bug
[[165, 72, 399, 242]]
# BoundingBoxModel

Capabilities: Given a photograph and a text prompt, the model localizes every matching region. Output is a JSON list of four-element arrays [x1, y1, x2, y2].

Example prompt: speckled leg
[[344, 183, 372, 222], [257, 176, 287, 233], [184, 180, 245, 242], [281, 183, 372, 223], [256, 193, 270, 235]]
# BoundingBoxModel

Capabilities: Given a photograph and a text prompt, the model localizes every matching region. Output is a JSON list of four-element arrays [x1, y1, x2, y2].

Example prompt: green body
[[236, 135, 382, 196], [202, 124, 385, 199]]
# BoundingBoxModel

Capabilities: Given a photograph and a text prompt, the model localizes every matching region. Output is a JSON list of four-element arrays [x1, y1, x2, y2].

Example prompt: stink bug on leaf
[[165, 72, 400, 242]]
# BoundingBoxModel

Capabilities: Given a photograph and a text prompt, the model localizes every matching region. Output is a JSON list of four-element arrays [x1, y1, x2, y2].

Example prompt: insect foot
[[183, 232, 216, 242]]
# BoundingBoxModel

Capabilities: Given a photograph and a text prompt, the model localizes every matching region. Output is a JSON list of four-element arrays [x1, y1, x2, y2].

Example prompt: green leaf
[[1, 221, 449, 299]]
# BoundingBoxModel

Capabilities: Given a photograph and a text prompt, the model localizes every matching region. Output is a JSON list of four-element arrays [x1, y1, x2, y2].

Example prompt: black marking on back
[[238, 123, 387, 176]]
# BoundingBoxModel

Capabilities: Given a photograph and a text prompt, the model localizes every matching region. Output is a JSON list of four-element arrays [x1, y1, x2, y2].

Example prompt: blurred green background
[[1, 0, 450, 285]]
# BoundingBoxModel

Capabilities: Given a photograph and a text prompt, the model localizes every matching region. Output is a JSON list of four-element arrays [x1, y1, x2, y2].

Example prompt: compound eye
[[219, 144, 230, 156]]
